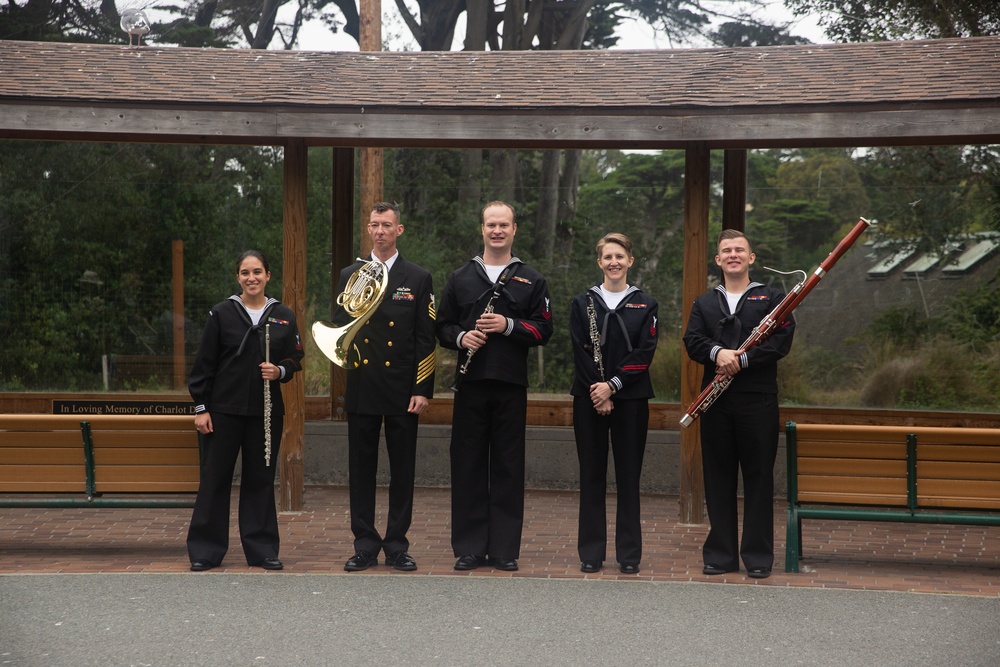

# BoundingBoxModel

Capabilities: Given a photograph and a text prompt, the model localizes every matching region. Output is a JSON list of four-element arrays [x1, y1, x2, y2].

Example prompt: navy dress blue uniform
[[334, 254, 436, 557], [570, 286, 658, 567], [683, 282, 794, 572], [187, 295, 303, 567], [436, 255, 552, 561]]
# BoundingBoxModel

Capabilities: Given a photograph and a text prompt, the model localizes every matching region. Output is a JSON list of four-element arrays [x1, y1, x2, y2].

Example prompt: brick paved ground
[[1, 486, 997, 596]]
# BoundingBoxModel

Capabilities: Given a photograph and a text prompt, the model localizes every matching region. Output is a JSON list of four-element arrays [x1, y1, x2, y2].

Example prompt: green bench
[[0, 414, 202, 508], [785, 422, 1000, 572]]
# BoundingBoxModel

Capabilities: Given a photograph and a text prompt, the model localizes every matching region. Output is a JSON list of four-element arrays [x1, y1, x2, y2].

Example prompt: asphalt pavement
[[2, 573, 998, 666]]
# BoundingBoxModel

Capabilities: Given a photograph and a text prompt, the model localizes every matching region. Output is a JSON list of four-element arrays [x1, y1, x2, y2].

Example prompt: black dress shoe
[[619, 562, 640, 574], [260, 557, 283, 570], [344, 550, 378, 572], [385, 550, 418, 571], [747, 567, 771, 579], [190, 560, 214, 572], [703, 564, 733, 575], [580, 561, 602, 573], [489, 557, 518, 572], [454, 555, 487, 571]]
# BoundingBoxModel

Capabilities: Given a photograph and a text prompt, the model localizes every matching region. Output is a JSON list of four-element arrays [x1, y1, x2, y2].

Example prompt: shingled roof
[[1, 37, 998, 148]]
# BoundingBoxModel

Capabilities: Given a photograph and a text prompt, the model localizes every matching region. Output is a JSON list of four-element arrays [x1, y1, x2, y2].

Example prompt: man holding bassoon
[[683, 229, 795, 579]]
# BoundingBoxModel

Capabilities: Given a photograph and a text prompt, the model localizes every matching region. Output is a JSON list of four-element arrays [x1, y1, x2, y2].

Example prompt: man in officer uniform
[[334, 202, 436, 572]]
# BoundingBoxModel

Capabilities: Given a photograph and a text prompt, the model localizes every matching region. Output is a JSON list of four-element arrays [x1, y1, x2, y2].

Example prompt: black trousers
[[699, 391, 779, 571], [187, 411, 282, 566], [347, 411, 418, 556], [573, 396, 648, 565], [449, 379, 526, 560]]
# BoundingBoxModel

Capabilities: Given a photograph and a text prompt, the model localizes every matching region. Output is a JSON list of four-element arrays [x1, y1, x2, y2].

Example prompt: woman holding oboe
[[187, 250, 303, 572], [569, 233, 659, 574]]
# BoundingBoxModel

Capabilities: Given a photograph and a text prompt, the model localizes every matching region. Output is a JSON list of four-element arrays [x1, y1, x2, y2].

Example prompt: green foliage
[[0, 142, 330, 391], [2, 141, 999, 416], [864, 306, 933, 348], [858, 337, 996, 410], [943, 268, 1000, 344], [649, 335, 681, 402], [859, 146, 987, 252], [711, 21, 812, 46], [785, 0, 1000, 41]]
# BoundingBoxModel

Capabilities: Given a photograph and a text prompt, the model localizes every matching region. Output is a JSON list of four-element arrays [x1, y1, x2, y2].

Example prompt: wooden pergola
[[2, 37, 998, 514]]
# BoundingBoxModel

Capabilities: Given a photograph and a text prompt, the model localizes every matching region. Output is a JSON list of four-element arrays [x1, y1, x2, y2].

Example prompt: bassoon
[[679, 217, 873, 428]]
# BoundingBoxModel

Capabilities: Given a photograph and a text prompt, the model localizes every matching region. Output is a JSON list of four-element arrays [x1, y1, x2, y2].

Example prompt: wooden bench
[[784, 422, 1000, 572], [0, 414, 202, 508]]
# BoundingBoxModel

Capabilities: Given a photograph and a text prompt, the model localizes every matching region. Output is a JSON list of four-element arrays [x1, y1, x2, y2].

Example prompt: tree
[[857, 145, 996, 253], [785, 0, 1000, 42], [0, 0, 121, 43]]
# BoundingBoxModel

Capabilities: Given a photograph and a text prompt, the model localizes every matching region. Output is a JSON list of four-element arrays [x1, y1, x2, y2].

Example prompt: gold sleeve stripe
[[428, 303, 436, 320], [416, 352, 436, 384]]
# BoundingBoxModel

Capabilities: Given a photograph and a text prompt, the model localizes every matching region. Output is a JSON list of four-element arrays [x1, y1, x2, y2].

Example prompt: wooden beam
[[679, 141, 711, 525], [722, 149, 747, 232], [3, 105, 998, 149], [330, 147, 355, 421], [280, 139, 308, 512]]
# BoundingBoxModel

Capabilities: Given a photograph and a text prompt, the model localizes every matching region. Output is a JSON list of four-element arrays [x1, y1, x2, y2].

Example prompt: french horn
[[312, 257, 388, 368]]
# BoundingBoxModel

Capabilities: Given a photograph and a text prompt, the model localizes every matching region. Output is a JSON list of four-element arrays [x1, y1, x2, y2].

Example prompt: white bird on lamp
[[120, 9, 150, 47]]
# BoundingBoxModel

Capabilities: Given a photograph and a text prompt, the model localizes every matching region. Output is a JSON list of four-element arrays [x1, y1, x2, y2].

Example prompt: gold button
[[385, 361, 391, 367], [387, 341, 393, 347], [363, 359, 369, 365], [353, 362, 359, 368], [389, 321, 395, 327], [364, 338, 369, 344]]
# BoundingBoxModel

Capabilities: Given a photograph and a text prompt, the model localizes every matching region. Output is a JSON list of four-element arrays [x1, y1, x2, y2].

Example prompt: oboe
[[679, 217, 873, 428], [263, 323, 272, 467], [587, 293, 605, 380]]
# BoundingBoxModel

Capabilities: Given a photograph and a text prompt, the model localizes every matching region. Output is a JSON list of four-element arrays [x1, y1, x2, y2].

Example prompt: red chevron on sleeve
[[622, 364, 649, 371], [521, 322, 543, 340]]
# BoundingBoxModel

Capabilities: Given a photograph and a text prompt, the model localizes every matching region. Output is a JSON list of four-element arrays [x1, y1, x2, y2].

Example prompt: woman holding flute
[[187, 250, 304, 572], [569, 233, 659, 574]]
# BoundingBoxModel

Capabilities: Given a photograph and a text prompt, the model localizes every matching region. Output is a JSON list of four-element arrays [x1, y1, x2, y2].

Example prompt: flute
[[263, 323, 272, 466], [679, 217, 873, 428]]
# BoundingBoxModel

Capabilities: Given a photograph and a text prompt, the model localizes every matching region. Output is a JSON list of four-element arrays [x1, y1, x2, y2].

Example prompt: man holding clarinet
[[683, 229, 795, 579], [436, 200, 553, 572]]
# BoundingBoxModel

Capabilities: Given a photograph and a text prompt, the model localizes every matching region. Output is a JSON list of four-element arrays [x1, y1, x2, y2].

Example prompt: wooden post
[[281, 139, 308, 512], [358, 0, 382, 259], [171, 240, 185, 390], [679, 142, 711, 525], [330, 147, 355, 421], [723, 150, 748, 232], [359, 148, 382, 258]]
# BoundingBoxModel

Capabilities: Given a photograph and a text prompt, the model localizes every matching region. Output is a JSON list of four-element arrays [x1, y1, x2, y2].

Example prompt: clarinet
[[679, 217, 873, 428], [451, 268, 512, 392], [587, 293, 605, 380], [263, 323, 272, 466]]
